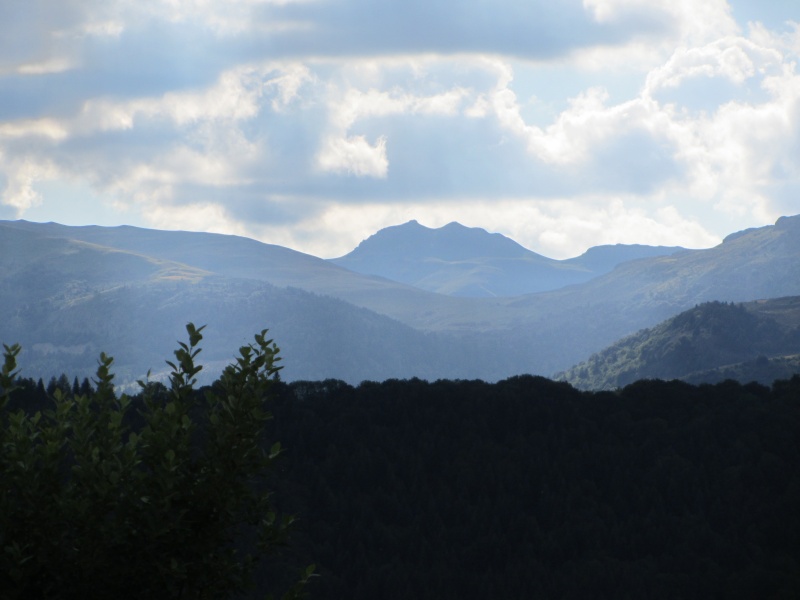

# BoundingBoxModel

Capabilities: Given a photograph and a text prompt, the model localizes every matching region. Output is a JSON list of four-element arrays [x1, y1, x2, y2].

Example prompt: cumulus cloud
[[315, 79, 471, 177], [0, 0, 798, 258], [0, 156, 59, 214], [583, 0, 737, 41], [645, 37, 783, 94], [317, 135, 389, 178], [143, 200, 253, 237]]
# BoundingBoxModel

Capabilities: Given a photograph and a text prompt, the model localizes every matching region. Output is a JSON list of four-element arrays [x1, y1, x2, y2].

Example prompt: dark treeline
[[6, 374, 800, 599]]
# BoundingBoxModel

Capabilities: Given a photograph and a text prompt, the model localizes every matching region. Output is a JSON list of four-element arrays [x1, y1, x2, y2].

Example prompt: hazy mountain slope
[[535, 216, 800, 313], [0, 271, 476, 387], [0, 219, 483, 332], [0, 224, 211, 320], [0, 224, 502, 385], [492, 214, 800, 371], [3, 219, 392, 289], [562, 243, 686, 273], [744, 295, 800, 327], [8, 215, 798, 339], [557, 298, 800, 389], [14, 280, 473, 387], [2, 214, 800, 382], [331, 220, 683, 297]]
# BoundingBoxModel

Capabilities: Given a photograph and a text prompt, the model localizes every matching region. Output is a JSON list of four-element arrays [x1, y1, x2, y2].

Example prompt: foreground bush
[[0, 324, 312, 600]]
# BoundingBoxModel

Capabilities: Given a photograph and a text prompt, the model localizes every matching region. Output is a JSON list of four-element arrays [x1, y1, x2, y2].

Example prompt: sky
[[1, 0, 799, 259]]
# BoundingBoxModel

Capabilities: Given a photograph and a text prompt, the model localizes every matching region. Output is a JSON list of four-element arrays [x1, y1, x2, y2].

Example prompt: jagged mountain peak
[[332, 221, 689, 297], [331, 221, 560, 296], [344, 220, 537, 262]]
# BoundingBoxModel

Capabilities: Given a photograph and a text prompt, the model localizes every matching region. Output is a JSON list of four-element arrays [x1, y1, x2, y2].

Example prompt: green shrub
[[0, 324, 313, 600]]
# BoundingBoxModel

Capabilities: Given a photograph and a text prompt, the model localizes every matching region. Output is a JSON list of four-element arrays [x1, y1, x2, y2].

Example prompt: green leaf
[[269, 442, 282, 459]]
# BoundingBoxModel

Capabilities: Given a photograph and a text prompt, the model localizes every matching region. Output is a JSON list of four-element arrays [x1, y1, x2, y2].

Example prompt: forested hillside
[[265, 376, 799, 599], [559, 299, 800, 389], [6, 365, 800, 598]]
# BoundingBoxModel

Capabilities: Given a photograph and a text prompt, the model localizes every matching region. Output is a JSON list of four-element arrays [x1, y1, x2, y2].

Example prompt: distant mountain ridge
[[1, 214, 799, 385], [0, 226, 461, 386], [331, 220, 684, 297]]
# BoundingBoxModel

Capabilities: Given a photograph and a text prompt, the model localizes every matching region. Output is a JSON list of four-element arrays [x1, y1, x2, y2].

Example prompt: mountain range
[[1, 214, 799, 387], [330, 220, 683, 297]]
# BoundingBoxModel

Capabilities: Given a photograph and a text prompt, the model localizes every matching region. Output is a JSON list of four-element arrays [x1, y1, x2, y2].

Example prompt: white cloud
[[457, 197, 720, 258], [266, 63, 315, 111], [71, 65, 269, 134], [314, 62, 473, 176], [572, 0, 739, 74], [485, 73, 672, 170], [0, 158, 59, 214], [317, 135, 389, 178], [143, 200, 252, 236], [0, 0, 797, 260], [584, 0, 738, 41], [0, 59, 315, 219], [16, 57, 77, 76], [345, 86, 466, 126], [80, 20, 126, 37], [0, 119, 68, 141], [645, 37, 783, 94], [659, 54, 800, 220], [1, 60, 309, 139], [462, 22, 799, 230]]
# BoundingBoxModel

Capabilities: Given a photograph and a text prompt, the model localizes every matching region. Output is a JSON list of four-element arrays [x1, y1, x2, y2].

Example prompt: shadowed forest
[[7, 371, 799, 599]]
